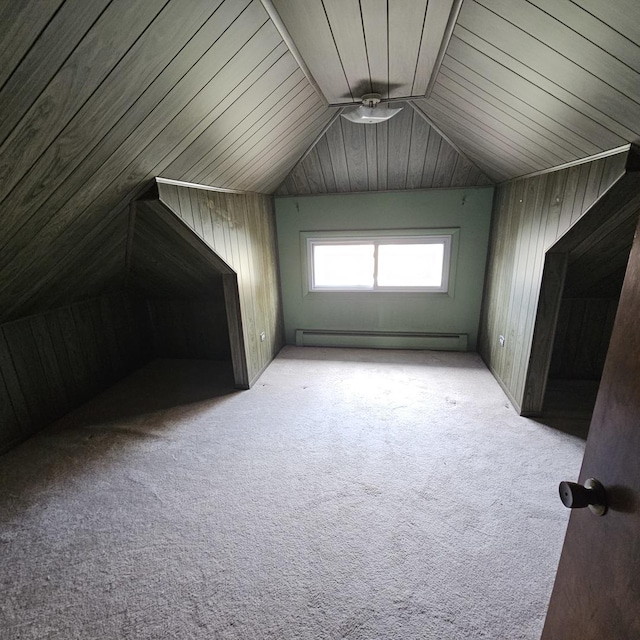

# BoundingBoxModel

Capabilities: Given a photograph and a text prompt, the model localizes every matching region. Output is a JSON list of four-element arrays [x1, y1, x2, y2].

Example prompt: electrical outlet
[[260, 331, 266, 342], [499, 334, 505, 347]]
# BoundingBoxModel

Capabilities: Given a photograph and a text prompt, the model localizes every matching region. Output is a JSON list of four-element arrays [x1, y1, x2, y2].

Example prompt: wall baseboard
[[295, 329, 468, 351]]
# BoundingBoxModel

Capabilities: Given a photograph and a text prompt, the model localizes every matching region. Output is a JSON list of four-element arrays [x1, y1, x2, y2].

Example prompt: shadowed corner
[[49, 358, 239, 427], [0, 358, 239, 520]]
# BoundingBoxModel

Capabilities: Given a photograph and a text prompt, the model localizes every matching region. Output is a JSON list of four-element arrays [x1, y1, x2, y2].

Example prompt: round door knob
[[558, 478, 607, 516]]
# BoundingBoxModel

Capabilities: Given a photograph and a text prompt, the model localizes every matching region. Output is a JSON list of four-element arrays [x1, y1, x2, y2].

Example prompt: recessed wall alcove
[[0, 180, 283, 454]]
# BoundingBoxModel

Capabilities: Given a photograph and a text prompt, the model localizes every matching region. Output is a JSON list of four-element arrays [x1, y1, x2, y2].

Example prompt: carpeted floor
[[0, 347, 585, 639]]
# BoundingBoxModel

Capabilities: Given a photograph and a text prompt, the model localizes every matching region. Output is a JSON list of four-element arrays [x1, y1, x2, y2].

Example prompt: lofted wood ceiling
[[1, 0, 640, 318], [276, 102, 491, 195], [274, 0, 640, 190], [415, 0, 640, 182]]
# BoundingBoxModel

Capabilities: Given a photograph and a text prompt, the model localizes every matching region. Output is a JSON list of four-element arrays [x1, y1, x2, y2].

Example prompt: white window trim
[[301, 229, 458, 294]]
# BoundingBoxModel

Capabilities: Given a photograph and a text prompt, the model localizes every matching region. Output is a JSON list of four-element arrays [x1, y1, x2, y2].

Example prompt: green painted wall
[[275, 188, 494, 350]]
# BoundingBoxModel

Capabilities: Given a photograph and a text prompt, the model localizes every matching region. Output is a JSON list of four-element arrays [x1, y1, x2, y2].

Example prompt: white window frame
[[303, 230, 456, 294]]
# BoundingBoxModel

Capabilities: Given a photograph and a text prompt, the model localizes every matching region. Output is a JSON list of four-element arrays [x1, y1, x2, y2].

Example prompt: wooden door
[[541, 218, 640, 638]]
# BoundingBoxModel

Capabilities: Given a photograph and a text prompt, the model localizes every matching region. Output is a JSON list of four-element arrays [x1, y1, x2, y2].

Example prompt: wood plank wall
[[157, 183, 284, 384], [478, 151, 628, 411], [0, 293, 150, 453]]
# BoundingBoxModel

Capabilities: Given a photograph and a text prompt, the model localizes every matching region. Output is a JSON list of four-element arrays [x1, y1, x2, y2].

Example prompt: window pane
[[377, 243, 444, 287], [313, 244, 374, 288]]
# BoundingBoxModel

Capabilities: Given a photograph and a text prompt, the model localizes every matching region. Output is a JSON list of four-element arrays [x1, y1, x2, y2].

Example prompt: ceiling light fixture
[[341, 93, 402, 125]]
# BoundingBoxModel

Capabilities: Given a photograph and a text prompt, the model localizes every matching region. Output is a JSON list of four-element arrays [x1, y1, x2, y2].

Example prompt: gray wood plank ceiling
[[270, 0, 459, 102], [275, 103, 492, 195], [1, 0, 640, 318], [272, 0, 640, 189]]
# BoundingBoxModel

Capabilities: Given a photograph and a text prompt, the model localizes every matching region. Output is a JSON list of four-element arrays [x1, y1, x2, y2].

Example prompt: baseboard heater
[[295, 329, 468, 351]]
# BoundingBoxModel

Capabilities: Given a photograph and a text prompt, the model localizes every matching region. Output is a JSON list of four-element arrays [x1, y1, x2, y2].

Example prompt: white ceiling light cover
[[341, 93, 402, 124]]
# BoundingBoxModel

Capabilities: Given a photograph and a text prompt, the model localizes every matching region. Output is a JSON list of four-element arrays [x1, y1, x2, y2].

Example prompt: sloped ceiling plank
[[315, 136, 338, 191], [412, 98, 514, 182], [274, 100, 493, 195], [376, 122, 389, 190], [413, 98, 537, 180], [422, 0, 640, 180], [451, 155, 474, 186], [303, 148, 329, 193], [486, 0, 640, 104], [432, 140, 460, 188], [191, 79, 317, 184], [421, 127, 443, 189], [574, 0, 640, 44], [271, 0, 351, 101], [412, 0, 457, 95], [0, 0, 64, 89], [386, 104, 414, 187], [529, 0, 640, 72], [458, 1, 640, 139], [431, 81, 569, 166], [437, 61, 594, 158], [324, 117, 351, 192], [322, 0, 372, 97], [406, 112, 431, 189], [2, 207, 128, 323], [388, 0, 429, 99], [143, 30, 290, 179], [243, 107, 337, 192], [0, 0, 170, 206], [193, 75, 328, 191], [341, 118, 369, 192], [364, 126, 378, 191], [46, 226, 127, 309], [206, 98, 329, 188], [0, 0, 238, 282], [444, 34, 626, 153], [0, 0, 111, 147], [288, 163, 312, 195], [360, 0, 389, 100], [436, 71, 583, 163], [166, 66, 307, 182], [427, 91, 560, 171]]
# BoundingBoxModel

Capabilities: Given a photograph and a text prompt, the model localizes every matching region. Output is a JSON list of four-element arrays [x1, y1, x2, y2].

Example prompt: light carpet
[[0, 347, 585, 639]]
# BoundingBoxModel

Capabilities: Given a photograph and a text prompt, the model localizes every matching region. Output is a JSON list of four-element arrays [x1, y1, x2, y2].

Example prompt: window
[[306, 233, 453, 293]]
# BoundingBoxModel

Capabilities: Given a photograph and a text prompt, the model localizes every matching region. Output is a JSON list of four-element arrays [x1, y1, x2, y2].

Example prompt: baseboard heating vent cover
[[295, 330, 468, 351]]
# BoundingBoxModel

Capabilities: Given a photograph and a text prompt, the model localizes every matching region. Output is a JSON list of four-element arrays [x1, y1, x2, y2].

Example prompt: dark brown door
[[541, 219, 640, 638]]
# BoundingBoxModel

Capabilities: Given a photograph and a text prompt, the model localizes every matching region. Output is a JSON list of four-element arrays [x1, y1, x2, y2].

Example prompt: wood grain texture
[[270, 0, 351, 101], [270, 0, 455, 102], [0, 293, 150, 454], [156, 182, 284, 386], [0, 0, 111, 149], [478, 150, 629, 412], [275, 102, 492, 194], [0, 0, 331, 323], [0, 0, 65, 91], [420, 0, 640, 181]]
